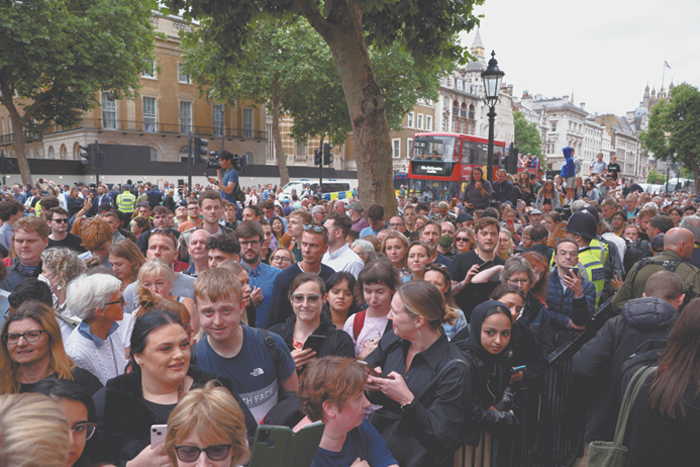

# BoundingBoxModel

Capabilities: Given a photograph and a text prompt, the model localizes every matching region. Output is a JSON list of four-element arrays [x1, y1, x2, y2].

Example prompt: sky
[[461, 0, 700, 117]]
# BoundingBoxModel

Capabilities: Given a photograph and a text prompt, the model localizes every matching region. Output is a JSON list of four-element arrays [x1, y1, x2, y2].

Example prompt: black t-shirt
[[607, 163, 621, 180], [20, 367, 103, 396], [449, 250, 506, 321], [48, 233, 86, 253]]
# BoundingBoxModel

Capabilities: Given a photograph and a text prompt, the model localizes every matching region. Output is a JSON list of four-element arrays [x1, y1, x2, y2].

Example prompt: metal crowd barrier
[[452, 299, 614, 467]]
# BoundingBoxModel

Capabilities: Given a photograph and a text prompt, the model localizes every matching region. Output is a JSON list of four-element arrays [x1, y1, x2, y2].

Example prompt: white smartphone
[[150, 424, 167, 446]]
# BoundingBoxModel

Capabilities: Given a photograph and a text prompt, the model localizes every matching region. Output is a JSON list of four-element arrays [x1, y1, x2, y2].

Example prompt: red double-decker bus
[[408, 132, 507, 202]]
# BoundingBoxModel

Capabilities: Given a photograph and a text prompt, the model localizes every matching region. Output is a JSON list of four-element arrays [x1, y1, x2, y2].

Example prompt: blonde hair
[[194, 267, 242, 305], [134, 288, 191, 324], [137, 258, 176, 289], [166, 381, 250, 467], [396, 280, 459, 330], [0, 393, 70, 467], [41, 248, 86, 288]]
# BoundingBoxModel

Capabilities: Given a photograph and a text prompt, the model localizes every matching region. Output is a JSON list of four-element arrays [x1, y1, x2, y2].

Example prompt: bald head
[[663, 227, 694, 260]]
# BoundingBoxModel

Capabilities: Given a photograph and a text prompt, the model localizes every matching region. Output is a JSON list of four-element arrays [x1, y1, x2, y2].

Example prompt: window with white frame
[[443, 97, 449, 107], [457, 80, 463, 91], [178, 63, 191, 84], [213, 105, 224, 136], [102, 94, 117, 130], [407, 112, 414, 128], [416, 114, 423, 130], [426, 115, 432, 131], [142, 60, 156, 79], [179, 101, 192, 134], [407, 138, 413, 158], [143, 97, 157, 132], [392, 139, 400, 158], [243, 108, 253, 138]]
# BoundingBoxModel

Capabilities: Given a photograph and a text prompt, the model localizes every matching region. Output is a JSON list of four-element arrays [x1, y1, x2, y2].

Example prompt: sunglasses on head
[[303, 224, 326, 233]]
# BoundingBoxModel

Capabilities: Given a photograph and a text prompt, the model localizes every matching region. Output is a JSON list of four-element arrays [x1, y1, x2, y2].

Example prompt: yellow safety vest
[[579, 245, 605, 307], [34, 202, 42, 217], [117, 192, 136, 213]]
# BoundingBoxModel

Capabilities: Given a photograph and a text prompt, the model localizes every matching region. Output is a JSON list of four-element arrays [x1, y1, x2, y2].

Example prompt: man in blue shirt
[[206, 149, 239, 205], [359, 203, 388, 238], [491, 168, 514, 205], [145, 182, 163, 209], [235, 220, 282, 328]]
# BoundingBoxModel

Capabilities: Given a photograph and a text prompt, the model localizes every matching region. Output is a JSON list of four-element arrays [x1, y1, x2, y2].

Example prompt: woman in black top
[[91, 310, 257, 467], [269, 273, 354, 374], [0, 301, 102, 396], [463, 167, 492, 211], [365, 280, 469, 467]]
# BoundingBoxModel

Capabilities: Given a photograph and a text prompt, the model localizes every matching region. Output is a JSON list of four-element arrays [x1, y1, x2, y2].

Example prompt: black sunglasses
[[52, 218, 69, 224], [303, 224, 326, 233], [174, 445, 232, 462]]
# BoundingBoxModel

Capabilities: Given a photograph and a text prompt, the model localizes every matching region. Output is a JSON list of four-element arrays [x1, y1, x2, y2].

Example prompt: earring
[[417, 328, 424, 340]]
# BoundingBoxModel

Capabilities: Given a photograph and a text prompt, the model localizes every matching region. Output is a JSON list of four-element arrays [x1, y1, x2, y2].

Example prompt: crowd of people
[[1, 152, 700, 467]]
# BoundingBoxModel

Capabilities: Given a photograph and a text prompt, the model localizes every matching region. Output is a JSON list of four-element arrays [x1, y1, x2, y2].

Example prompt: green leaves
[[513, 111, 544, 164]]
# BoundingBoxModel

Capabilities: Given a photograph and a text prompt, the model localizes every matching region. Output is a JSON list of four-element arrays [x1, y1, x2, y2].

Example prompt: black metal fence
[[453, 299, 614, 467]]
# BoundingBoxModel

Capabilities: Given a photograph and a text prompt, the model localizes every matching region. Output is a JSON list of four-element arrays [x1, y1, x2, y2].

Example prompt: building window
[[407, 112, 414, 129], [243, 108, 253, 138], [416, 114, 423, 130], [102, 94, 117, 130], [142, 60, 156, 79], [551, 122, 557, 132], [178, 63, 191, 84], [407, 138, 413, 158], [392, 139, 400, 159], [442, 117, 448, 131], [48, 147, 55, 159], [457, 80, 463, 91], [213, 105, 224, 136], [426, 115, 432, 131], [179, 101, 192, 134], [143, 97, 157, 132], [443, 97, 449, 107], [149, 147, 158, 162]]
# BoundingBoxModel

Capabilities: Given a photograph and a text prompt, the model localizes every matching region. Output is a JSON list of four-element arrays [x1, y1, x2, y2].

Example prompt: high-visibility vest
[[117, 192, 136, 213], [578, 245, 605, 306]]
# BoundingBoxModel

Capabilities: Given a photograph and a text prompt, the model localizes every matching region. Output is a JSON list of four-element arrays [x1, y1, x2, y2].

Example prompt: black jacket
[[572, 296, 678, 443], [92, 366, 257, 467], [268, 313, 354, 374], [0, 258, 42, 292]]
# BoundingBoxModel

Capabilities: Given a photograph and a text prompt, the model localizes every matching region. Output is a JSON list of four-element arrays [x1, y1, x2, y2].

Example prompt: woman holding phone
[[269, 274, 354, 373], [463, 167, 492, 212]]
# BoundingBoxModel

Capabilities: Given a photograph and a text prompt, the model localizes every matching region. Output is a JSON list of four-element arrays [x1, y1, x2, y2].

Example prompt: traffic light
[[194, 137, 208, 165], [323, 143, 334, 165], [79, 143, 93, 168], [96, 144, 107, 169], [314, 149, 322, 166]]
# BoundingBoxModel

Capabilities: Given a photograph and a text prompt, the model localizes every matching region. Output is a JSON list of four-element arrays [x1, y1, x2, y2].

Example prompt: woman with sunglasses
[[270, 274, 354, 373], [453, 227, 475, 253], [64, 273, 130, 386], [40, 248, 87, 343], [0, 301, 102, 396], [91, 310, 257, 467], [31, 379, 97, 467], [165, 381, 250, 467]]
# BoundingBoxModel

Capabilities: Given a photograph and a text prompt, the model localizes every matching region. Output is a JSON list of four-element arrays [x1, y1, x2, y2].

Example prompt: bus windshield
[[411, 135, 457, 162]]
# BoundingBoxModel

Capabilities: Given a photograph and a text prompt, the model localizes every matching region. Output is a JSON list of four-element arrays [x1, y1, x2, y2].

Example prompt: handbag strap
[[612, 365, 658, 446], [415, 359, 470, 402]]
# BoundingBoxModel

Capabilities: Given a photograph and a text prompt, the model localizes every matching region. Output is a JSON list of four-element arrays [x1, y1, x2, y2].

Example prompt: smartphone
[[511, 365, 526, 373], [480, 260, 494, 270], [248, 422, 324, 467], [302, 334, 327, 354], [568, 266, 579, 278], [177, 179, 185, 188], [150, 424, 167, 446], [357, 360, 381, 377]]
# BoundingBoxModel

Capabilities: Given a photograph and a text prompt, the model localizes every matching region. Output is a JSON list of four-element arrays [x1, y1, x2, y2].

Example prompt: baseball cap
[[349, 202, 363, 213]]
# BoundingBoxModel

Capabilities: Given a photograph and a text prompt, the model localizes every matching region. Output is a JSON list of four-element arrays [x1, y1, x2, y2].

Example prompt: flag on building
[[664, 61, 671, 69]]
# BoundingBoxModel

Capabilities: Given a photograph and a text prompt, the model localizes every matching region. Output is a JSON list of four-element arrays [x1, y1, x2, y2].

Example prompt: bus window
[[411, 135, 456, 162], [461, 142, 476, 164]]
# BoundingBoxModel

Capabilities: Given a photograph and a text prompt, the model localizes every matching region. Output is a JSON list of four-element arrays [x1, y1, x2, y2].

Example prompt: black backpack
[[618, 339, 667, 400]]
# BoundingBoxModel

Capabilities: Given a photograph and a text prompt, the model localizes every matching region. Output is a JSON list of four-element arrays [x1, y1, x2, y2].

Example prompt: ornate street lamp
[[481, 50, 505, 182]]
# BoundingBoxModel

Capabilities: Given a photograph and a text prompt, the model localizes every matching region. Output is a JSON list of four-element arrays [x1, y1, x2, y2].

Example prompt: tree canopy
[[164, 0, 482, 214], [0, 0, 157, 184], [513, 110, 544, 165], [640, 83, 700, 187]]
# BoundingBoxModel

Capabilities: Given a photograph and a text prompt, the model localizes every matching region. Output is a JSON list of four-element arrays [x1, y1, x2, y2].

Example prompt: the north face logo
[[250, 368, 264, 377]]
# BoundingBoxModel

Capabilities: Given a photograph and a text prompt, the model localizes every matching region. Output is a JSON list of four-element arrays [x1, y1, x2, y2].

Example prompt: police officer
[[563, 211, 607, 307], [116, 184, 136, 228]]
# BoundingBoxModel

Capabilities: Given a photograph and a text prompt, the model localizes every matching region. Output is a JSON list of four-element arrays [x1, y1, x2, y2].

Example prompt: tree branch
[[293, 0, 331, 38]]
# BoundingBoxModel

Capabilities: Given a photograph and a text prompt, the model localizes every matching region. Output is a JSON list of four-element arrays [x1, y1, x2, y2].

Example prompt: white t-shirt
[[343, 313, 390, 357]]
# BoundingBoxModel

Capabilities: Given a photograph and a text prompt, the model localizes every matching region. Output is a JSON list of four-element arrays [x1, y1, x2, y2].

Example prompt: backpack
[[619, 339, 667, 400], [574, 157, 582, 174]]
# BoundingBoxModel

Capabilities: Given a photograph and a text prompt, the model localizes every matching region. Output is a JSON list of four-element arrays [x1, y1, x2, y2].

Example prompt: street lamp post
[[481, 51, 505, 183]]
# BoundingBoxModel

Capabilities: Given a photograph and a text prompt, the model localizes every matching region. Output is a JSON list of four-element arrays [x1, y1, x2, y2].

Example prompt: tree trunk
[[294, 0, 398, 216], [271, 77, 290, 187], [1, 98, 33, 186]]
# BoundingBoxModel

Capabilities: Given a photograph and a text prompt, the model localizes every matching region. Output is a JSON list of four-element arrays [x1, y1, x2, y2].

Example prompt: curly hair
[[40, 248, 86, 288]]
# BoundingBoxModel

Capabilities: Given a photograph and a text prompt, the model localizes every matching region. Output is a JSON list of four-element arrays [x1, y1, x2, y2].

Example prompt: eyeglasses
[[271, 255, 292, 263], [291, 293, 321, 305], [52, 218, 69, 224], [71, 422, 97, 440], [3, 330, 47, 344], [239, 240, 260, 247], [174, 445, 232, 462], [507, 278, 530, 285], [303, 224, 326, 234], [455, 237, 470, 242], [104, 296, 125, 306]]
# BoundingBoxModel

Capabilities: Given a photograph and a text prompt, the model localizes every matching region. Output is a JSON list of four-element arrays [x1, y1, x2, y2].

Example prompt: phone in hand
[[150, 424, 167, 446], [302, 334, 327, 354], [511, 365, 526, 374], [568, 266, 579, 278], [357, 360, 381, 377]]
